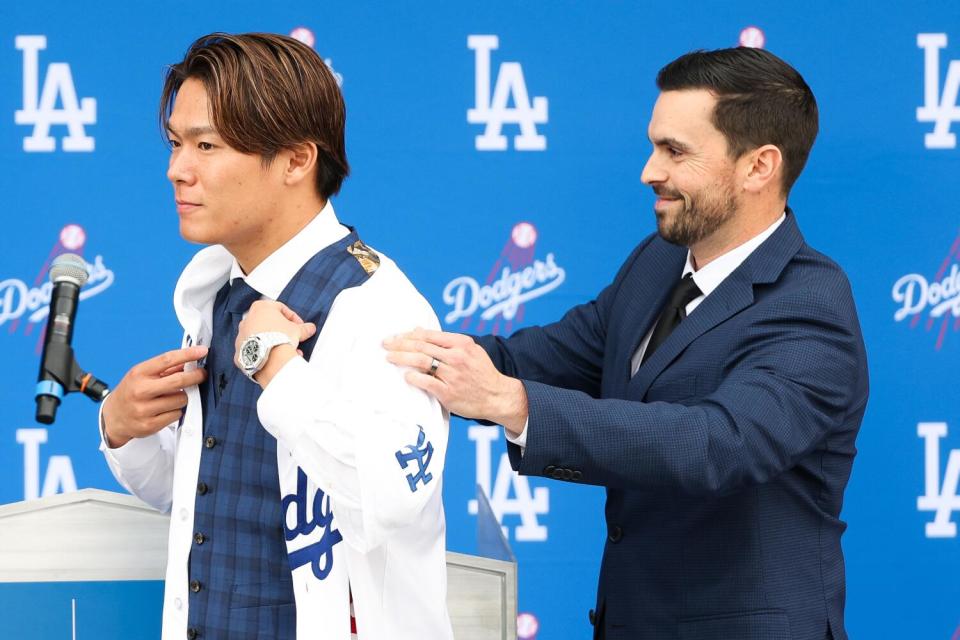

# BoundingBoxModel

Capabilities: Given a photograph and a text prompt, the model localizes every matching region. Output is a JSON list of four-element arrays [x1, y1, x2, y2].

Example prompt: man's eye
[[198, 142, 214, 151], [668, 147, 682, 157], [167, 139, 181, 149]]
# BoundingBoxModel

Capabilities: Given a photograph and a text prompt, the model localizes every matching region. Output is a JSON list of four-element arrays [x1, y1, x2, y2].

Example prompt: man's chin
[[179, 221, 218, 246], [655, 219, 689, 247]]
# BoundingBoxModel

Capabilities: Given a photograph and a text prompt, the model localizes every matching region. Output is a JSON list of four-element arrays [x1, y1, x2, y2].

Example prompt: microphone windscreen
[[50, 253, 90, 287]]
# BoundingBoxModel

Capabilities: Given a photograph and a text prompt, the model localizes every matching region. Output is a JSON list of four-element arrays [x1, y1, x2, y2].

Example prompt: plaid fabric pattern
[[188, 229, 372, 640]]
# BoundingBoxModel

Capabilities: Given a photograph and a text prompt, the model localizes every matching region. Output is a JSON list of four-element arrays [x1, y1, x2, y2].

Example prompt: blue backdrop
[[1, 2, 959, 638]]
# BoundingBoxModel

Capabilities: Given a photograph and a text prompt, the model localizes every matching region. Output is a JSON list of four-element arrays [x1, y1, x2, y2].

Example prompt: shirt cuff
[[257, 355, 310, 445], [504, 417, 529, 449], [98, 399, 163, 469]]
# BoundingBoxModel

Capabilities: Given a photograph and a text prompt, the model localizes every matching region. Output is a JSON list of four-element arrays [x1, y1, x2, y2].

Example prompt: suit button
[[572, 470, 582, 481], [193, 532, 206, 545], [204, 436, 217, 449], [197, 481, 208, 496], [543, 465, 556, 476], [187, 629, 198, 640], [562, 468, 574, 480], [190, 579, 202, 593], [552, 468, 565, 480], [588, 609, 596, 625], [608, 525, 623, 543]]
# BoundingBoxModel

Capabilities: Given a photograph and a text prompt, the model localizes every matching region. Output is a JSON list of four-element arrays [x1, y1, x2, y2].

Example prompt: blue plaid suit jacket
[[476, 212, 868, 640]]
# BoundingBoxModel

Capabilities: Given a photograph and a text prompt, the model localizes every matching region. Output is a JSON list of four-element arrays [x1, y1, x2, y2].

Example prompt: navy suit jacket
[[476, 213, 868, 640]]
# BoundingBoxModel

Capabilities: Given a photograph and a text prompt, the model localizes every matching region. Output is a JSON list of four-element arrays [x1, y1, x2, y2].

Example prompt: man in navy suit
[[387, 47, 867, 640]]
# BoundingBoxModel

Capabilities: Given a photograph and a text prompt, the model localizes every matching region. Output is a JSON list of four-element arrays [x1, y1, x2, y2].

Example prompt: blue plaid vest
[[188, 229, 377, 640]]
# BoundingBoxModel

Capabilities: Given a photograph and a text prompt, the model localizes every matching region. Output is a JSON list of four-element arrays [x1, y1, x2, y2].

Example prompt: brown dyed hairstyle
[[657, 47, 818, 197], [160, 32, 349, 199]]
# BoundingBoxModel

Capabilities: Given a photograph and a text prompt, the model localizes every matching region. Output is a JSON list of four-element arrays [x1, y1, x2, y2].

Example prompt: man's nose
[[640, 154, 666, 185], [167, 150, 196, 185]]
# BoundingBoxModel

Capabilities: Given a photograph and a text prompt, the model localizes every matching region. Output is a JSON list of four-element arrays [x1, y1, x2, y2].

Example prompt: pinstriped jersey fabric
[[188, 229, 371, 640]]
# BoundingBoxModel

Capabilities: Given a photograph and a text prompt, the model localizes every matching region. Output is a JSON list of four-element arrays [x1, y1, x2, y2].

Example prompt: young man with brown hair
[[99, 32, 453, 640]]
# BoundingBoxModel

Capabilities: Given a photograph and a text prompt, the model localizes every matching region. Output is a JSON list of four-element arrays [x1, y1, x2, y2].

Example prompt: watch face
[[241, 337, 262, 368]]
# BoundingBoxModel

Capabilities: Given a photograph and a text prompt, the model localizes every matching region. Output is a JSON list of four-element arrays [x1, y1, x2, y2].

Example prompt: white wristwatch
[[238, 331, 295, 381]]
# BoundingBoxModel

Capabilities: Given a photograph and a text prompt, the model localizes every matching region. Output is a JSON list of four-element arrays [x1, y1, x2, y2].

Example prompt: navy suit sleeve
[[507, 286, 868, 496], [475, 237, 651, 398]]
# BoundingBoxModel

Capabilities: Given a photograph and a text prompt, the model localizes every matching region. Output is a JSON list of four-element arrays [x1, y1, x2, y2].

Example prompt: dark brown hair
[[160, 32, 349, 199], [657, 47, 818, 196]]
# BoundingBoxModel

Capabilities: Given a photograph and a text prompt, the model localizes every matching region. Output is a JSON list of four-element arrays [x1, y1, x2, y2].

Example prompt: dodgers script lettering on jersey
[[14, 35, 96, 152], [917, 33, 960, 149], [283, 467, 343, 580]]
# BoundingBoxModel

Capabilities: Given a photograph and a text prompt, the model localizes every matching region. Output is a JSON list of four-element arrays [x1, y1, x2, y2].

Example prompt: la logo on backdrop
[[14, 35, 96, 152], [917, 33, 959, 149], [443, 223, 565, 542], [467, 35, 548, 151], [3, 225, 115, 502]]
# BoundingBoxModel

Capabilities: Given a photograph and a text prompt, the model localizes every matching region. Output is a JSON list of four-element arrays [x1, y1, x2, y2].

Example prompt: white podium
[[0, 489, 517, 639]]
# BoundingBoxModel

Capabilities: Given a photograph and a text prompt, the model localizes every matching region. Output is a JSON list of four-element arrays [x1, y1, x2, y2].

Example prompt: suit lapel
[[620, 239, 687, 379], [628, 211, 806, 399]]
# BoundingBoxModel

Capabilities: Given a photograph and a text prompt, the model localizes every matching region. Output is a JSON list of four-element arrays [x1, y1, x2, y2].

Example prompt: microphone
[[35, 253, 110, 425]]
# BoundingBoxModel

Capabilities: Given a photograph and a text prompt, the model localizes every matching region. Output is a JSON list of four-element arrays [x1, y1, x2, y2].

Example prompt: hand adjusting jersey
[[100, 202, 453, 640]]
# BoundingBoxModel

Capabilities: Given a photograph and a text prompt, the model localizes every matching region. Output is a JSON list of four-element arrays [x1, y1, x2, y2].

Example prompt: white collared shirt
[[507, 212, 786, 449], [228, 200, 349, 298]]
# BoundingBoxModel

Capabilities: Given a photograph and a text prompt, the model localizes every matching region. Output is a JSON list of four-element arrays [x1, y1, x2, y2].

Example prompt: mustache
[[653, 186, 683, 199]]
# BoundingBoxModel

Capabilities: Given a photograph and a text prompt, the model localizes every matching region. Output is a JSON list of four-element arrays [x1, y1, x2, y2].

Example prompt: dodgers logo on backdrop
[[467, 35, 548, 151], [443, 222, 565, 335], [890, 232, 960, 350], [2, 225, 114, 353], [917, 33, 959, 149], [14, 36, 96, 152], [917, 422, 960, 538]]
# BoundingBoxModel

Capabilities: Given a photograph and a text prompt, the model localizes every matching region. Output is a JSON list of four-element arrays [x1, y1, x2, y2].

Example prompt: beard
[[654, 177, 738, 247]]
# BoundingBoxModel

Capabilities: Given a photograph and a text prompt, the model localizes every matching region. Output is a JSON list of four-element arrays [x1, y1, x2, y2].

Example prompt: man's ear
[[741, 144, 783, 194], [281, 142, 319, 186]]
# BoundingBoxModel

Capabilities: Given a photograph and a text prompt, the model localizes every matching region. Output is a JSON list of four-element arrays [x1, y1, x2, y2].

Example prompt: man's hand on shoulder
[[236, 300, 316, 388], [383, 328, 528, 436], [102, 346, 209, 448]]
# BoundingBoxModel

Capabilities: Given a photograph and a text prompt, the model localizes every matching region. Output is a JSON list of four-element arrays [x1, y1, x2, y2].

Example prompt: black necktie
[[640, 273, 702, 366], [208, 278, 262, 407]]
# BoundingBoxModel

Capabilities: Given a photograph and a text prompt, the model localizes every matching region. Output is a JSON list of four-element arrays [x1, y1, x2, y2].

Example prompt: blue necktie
[[205, 278, 262, 415]]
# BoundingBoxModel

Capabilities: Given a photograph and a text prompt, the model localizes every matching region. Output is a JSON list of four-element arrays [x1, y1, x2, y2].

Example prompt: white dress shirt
[[507, 213, 786, 449], [100, 201, 453, 640]]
